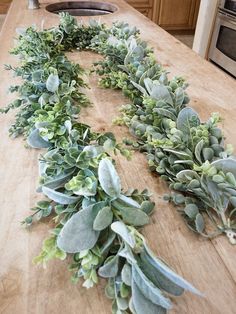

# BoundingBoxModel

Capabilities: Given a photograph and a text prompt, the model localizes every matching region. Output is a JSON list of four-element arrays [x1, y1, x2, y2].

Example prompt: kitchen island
[[0, 0, 236, 313]]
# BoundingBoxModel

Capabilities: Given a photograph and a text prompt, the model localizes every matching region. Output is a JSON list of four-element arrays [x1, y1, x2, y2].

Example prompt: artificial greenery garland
[[3, 12, 229, 314], [91, 21, 236, 244]]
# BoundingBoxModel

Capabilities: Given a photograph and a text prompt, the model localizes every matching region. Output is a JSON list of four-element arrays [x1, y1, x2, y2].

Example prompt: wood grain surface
[[0, 1, 236, 313]]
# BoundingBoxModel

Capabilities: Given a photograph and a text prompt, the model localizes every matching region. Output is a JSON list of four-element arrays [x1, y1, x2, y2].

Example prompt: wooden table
[[0, 1, 236, 313]]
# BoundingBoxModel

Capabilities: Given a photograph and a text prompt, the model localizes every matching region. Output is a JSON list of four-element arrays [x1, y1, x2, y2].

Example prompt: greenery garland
[[4, 12, 232, 313], [91, 21, 236, 244]]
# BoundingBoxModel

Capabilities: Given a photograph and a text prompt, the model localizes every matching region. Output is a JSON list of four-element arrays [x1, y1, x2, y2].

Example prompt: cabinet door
[[156, 0, 200, 30], [0, 0, 11, 14]]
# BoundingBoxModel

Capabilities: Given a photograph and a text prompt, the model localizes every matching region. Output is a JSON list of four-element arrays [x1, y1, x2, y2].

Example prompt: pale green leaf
[[42, 186, 80, 205], [98, 158, 121, 198], [57, 205, 99, 253]]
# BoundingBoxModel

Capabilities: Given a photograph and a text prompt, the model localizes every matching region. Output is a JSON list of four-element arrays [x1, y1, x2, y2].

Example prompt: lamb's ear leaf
[[46, 73, 60, 92], [117, 194, 141, 209], [177, 107, 200, 134], [83, 145, 104, 157], [132, 264, 172, 309], [42, 186, 80, 205], [131, 80, 148, 95], [121, 263, 132, 286], [118, 244, 137, 264], [100, 231, 116, 255], [195, 213, 205, 233], [93, 206, 113, 231], [176, 169, 200, 182], [98, 158, 121, 198], [57, 205, 99, 253], [111, 221, 135, 248], [175, 87, 185, 107], [98, 255, 119, 278], [38, 170, 75, 192], [212, 158, 236, 177], [118, 205, 149, 226], [132, 279, 167, 314], [195, 139, 205, 164], [143, 78, 154, 95], [139, 249, 184, 296], [142, 243, 203, 296], [27, 129, 51, 149], [150, 85, 173, 106], [153, 108, 176, 120]]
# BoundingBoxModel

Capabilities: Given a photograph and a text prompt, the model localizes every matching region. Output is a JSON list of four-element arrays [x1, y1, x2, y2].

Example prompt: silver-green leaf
[[121, 263, 132, 286], [46, 73, 60, 92], [98, 158, 121, 198], [57, 205, 99, 253], [42, 186, 80, 205], [142, 243, 202, 296], [93, 206, 113, 231], [111, 221, 135, 248], [177, 107, 200, 134], [132, 264, 172, 309], [27, 129, 51, 149], [195, 213, 205, 233], [98, 255, 119, 278], [132, 279, 167, 314]]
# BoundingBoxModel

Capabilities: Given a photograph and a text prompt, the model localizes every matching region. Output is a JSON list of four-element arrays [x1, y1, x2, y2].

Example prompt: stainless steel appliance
[[209, 1, 236, 77], [219, 0, 236, 14]]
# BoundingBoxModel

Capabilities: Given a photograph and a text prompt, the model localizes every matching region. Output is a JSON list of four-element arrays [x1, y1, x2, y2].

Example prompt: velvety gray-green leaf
[[111, 221, 135, 248], [212, 158, 236, 178], [93, 206, 113, 231], [177, 107, 200, 134], [38, 170, 75, 192], [142, 243, 202, 296], [27, 129, 51, 149], [57, 205, 99, 253], [98, 255, 119, 278], [118, 245, 137, 264], [118, 205, 149, 226], [132, 280, 167, 314], [184, 204, 199, 219], [195, 213, 205, 233], [195, 139, 204, 164], [132, 264, 172, 309], [46, 73, 60, 92], [117, 194, 141, 209], [42, 186, 80, 205], [150, 85, 173, 106], [98, 158, 121, 198], [121, 263, 132, 286]]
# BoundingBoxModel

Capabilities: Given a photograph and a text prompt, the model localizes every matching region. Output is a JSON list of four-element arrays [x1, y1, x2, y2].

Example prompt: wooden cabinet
[[136, 7, 153, 19], [0, 0, 11, 14], [126, 0, 154, 19], [154, 0, 200, 30], [126, 0, 200, 31]]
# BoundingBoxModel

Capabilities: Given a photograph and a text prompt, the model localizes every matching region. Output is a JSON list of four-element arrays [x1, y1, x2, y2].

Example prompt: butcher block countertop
[[0, 0, 236, 313]]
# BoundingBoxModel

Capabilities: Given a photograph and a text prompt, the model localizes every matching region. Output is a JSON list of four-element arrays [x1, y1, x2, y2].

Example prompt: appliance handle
[[219, 11, 236, 25]]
